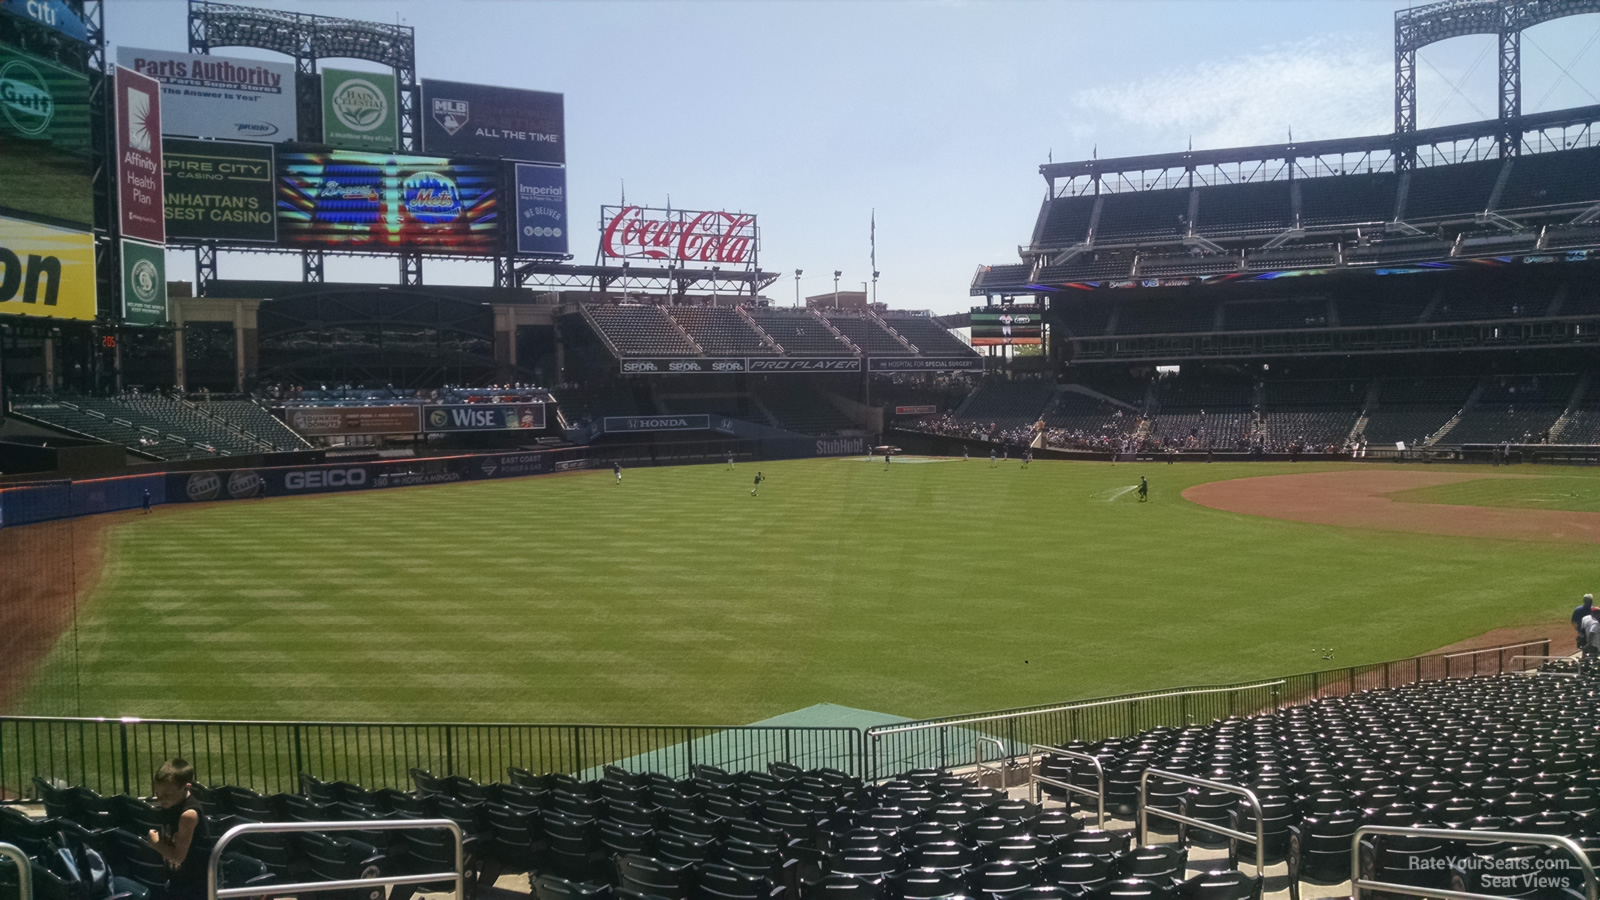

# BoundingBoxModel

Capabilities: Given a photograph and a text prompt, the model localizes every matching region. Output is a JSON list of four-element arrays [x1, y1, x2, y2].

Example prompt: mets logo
[[330, 77, 388, 132], [403, 172, 462, 224]]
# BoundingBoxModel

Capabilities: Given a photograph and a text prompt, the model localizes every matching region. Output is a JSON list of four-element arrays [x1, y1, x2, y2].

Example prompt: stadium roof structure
[[977, 0, 1600, 297]]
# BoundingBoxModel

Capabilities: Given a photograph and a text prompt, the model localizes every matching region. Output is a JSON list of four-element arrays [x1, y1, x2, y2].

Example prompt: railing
[[972, 738, 1006, 787], [0, 841, 31, 900], [1350, 826, 1598, 900], [208, 819, 462, 900], [1443, 641, 1552, 677], [1027, 745, 1104, 827], [0, 640, 1552, 799], [1140, 770, 1264, 875], [0, 717, 863, 802], [865, 680, 1285, 780]]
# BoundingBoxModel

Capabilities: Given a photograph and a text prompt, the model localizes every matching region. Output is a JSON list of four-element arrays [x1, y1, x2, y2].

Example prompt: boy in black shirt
[[148, 758, 205, 900]]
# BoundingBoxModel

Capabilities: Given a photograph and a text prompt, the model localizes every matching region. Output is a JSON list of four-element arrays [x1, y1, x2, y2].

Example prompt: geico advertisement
[[0, 215, 96, 320]]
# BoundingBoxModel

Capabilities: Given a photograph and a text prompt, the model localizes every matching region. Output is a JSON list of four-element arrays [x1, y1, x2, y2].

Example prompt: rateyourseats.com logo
[[0, 59, 54, 137], [330, 78, 387, 132]]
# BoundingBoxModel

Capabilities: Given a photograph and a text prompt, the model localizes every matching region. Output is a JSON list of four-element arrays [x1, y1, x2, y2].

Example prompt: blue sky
[[106, 0, 1600, 313]]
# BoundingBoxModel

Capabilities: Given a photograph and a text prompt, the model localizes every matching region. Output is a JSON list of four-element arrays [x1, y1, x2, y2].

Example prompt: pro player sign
[[115, 65, 164, 244]]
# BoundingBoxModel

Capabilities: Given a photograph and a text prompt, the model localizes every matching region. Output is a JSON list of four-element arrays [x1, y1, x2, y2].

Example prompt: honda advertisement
[[424, 403, 546, 433], [116, 47, 296, 144], [277, 149, 499, 254], [514, 163, 566, 256], [115, 65, 165, 244], [422, 79, 563, 164]]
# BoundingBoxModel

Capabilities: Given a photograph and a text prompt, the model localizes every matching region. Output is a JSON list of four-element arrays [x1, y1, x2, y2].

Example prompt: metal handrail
[[1442, 641, 1550, 676], [1510, 654, 1577, 666], [0, 842, 31, 900], [870, 680, 1287, 736], [973, 738, 1007, 786], [1139, 769, 1264, 875], [1351, 825, 1597, 900], [1028, 745, 1105, 827], [206, 819, 464, 900]]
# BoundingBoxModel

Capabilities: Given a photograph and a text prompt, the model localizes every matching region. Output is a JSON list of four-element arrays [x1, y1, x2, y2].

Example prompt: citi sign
[[285, 468, 367, 491]]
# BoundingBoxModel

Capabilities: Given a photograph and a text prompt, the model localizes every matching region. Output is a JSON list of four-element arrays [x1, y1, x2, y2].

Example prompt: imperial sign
[[600, 205, 756, 265]]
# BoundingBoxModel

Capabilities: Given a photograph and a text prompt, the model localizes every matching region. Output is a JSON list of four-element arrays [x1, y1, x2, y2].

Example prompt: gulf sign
[[600, 205, 756, 265]]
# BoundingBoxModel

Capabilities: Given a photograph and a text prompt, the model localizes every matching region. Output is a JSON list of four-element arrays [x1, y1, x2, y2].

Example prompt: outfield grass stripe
[[12, 460, 1587, 723]]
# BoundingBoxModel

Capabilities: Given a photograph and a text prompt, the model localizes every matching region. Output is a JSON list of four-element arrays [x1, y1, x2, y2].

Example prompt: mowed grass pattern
[[15, 459, 1588, 725], [1392, 473, 1600, 512]]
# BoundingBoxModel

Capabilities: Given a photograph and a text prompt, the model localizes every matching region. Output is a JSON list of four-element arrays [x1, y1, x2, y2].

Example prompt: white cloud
[[1065, 36, 1402, 155]]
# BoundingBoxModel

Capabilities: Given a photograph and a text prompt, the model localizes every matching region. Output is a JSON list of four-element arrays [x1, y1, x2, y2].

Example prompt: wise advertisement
[[514, 163, 566, 256], [424, 404, 546, 432], [970, 306, 1043, 346], [278, 149, 499, 254], [422, 79, 563, 164], [0, 42, 92, 227], [120, 239, 166, 326], [164, 138, 276, 242], [115, 66, 165, 244], [116, 47, 297, 143], [0, 215, 96, 321], [322, 68, 398, 152]]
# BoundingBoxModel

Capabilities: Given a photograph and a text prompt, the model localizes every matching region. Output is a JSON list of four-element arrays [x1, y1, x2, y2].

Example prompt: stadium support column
[[400, 251, 423, 286], [1498, 28, 1521, 157], [493, 304, 518, 382], [172, 300, 186, 392], [235, 299, 260, 392], [43, 335, 55, 392], [1395, 42, 1417, 172]]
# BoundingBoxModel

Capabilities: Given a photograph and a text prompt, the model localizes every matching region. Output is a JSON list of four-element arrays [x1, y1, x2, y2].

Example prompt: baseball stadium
[[3, 4, 1600, 900]]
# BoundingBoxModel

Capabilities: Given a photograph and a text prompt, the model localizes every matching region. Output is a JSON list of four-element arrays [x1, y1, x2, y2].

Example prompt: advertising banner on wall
[[421, 79, 564, 163], [868, 357, 984, 372], [163, 138, 276, 242], [601, 205, 757, 265], [970, 305, 1042, 346], [0, 42, 92, 227], [120, 239, 166, 326], [0, 0, 87, 42], [514, 163, 566, 256], [285, 405, 421, 437], [278, 150, 499, 254], [424, 403, 546, 432], [321, 67, 398, 152], [601, 415, 711, 433], [0, 215, 96, 320], [116, 47, 296, 143], [115, 65, 165, 244]]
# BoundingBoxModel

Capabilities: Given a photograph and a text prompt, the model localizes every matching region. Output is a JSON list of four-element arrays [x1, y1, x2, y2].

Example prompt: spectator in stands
[[1583, 608, 1600, 661], [1573, 594, 1595, 652], [147, 758, 205, 900]]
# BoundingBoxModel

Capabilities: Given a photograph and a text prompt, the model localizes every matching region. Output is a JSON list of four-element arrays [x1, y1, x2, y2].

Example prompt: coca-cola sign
[[601, 205, 757, 264]]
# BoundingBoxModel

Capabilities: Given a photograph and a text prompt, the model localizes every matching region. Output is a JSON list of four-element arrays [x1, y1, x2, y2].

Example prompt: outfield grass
[[1391, 472, 1600, 512], [13, 459, 1586, 726]]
